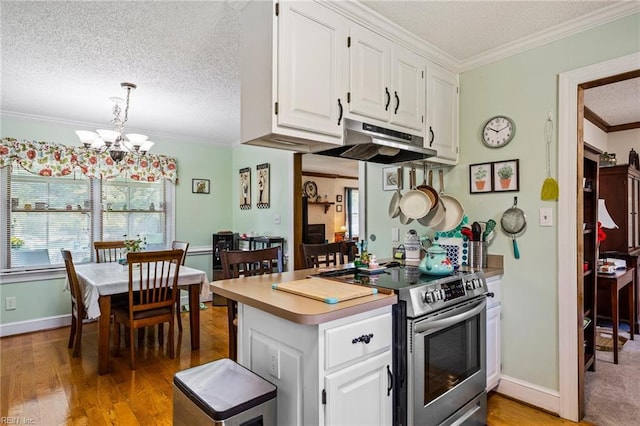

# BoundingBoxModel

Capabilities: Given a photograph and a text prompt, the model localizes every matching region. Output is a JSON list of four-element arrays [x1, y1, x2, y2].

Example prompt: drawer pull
[[352, 333, 374, 344]]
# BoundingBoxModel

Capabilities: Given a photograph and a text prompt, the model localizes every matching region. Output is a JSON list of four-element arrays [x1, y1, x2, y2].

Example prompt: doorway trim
[[558, 52, 640, 421]]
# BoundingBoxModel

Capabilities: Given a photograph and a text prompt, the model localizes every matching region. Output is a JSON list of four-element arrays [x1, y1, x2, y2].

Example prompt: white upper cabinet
[[348, 24, 425, 133], [278, 2, 346, 138], [348, 25, 391, 122], [241, 0, 457, 159], [390, 46, 425, 131], [425, 63, 459, 163], [241, 0, 346, 151]]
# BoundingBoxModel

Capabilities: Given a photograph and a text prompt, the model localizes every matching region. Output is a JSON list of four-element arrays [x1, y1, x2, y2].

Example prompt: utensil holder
[[469, 241, 487, 268]]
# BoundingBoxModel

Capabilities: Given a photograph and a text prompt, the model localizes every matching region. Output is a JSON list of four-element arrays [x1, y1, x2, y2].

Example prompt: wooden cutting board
[[272, 278, 378, 304]]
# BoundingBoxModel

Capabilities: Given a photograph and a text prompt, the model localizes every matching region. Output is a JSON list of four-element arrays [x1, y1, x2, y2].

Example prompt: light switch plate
[[539, 208, 553, 227], [392, 228, 400, 242]]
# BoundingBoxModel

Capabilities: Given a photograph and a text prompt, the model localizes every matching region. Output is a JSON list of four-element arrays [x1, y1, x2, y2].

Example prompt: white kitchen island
[[211, 269, 397, 426]]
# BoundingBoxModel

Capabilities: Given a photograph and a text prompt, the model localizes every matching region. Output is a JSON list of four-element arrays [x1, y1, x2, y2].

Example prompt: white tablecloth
[[73, 262, 208, 319]]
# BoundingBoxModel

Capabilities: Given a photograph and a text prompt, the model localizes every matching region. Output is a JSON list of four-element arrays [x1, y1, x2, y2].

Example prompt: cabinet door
[[486, 305, 501, 391], [278, 2, 345, 138], [325, 351, 392, 426], [348, 24, 391, 122], [426, 63, 459, 162], [389, 46, 425, 132]]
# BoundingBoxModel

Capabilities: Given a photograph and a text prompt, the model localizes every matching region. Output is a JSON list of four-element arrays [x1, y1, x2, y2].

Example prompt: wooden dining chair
[[61, 250, 86, 357], [112, 249, 184, 370], [94, 240, 126, 263], [300, 242, 346, 268], [221, 247, 283, 361], [171, 240, 190, 332]]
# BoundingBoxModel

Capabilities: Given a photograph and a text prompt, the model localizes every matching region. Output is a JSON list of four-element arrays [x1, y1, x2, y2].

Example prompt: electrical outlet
[[539, 208, 553, 227], [392, 228, 400, 242], [5, 296, 16, 311], [274, 215, 281, 225], [268, 347, 280, 379]]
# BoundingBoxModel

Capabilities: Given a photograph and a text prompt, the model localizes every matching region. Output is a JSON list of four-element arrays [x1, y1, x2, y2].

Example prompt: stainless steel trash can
[[173, 358, 277, 426]]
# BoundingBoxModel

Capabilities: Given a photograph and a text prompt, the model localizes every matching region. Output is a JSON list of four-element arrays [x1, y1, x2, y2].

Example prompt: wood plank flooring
[[1, 302, 592, 425]]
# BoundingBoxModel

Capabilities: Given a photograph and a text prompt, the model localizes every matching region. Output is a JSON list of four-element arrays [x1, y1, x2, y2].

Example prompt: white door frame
[[558, 52, 640, 421]]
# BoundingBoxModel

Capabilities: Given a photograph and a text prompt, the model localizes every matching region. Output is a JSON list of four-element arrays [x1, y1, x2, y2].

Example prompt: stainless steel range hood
[[311, 119, 437, 164]]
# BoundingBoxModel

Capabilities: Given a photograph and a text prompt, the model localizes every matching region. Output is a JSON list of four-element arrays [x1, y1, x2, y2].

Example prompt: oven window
[[423, 315, 480, 404]]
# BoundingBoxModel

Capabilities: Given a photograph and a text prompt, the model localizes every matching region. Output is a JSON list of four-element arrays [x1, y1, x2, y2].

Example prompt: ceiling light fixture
[[75, 82, 154, 162]]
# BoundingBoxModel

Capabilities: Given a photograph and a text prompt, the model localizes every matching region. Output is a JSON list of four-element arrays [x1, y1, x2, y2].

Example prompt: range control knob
[[465, 280, 474, 290], [424, 291, 434, 304]]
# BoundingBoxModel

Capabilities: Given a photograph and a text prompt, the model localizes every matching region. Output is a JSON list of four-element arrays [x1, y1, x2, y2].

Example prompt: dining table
[[74, 262, 209, 374]]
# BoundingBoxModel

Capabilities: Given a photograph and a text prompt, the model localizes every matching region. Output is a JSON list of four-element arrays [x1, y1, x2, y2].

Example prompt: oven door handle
[[413, 299, 486, 334]]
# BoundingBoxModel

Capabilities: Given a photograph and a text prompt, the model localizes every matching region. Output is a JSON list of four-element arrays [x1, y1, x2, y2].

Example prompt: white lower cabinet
[[239, 304, 393, 425], [325, 351, 393, 425], [485, 276, 502, 391]]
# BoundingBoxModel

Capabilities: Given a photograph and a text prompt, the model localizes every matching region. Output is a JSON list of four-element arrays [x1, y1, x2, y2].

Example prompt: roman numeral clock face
[[482, 116, 516, 148]]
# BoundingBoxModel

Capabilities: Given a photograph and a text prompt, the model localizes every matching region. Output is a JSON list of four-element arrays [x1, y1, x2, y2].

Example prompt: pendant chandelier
[[75, 82, 154, 162]]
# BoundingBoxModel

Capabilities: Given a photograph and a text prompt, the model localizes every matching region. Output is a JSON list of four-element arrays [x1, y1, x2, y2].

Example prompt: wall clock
[[482, 115, 516, 148]]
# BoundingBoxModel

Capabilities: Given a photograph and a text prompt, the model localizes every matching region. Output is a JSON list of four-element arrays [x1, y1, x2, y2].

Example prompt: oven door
[[409, 297, 486, 426]]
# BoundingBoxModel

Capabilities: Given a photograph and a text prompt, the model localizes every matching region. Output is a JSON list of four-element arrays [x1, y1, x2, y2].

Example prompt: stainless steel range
[[316, 265, 488, 426]]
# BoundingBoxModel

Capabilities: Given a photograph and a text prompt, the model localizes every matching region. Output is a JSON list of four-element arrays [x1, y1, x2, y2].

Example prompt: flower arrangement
[[497, 165, 514, 179], [123, 234, 146, 252], [10, 236, 24, 249]]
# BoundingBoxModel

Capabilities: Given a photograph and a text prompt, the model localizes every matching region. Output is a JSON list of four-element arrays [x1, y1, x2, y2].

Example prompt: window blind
[[9, 165, 92, 267], [3, 163, 170, 272]]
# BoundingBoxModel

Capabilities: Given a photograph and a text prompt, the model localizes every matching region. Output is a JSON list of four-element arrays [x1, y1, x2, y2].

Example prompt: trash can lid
[[174, 358, 276, 421]]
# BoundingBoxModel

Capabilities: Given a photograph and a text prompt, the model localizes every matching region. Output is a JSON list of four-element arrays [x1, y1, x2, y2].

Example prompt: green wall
[[366, 13, 639, 392], [230, 144, 293, 258]]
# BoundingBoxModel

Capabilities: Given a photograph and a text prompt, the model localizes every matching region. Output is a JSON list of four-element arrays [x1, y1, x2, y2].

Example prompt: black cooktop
[[313, 265, 470, 292]]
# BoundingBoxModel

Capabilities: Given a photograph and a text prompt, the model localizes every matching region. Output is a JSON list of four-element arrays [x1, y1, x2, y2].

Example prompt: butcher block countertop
[[210, 269, 397, 325]]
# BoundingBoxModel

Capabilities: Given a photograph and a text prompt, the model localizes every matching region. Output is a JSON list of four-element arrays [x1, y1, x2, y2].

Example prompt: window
[[2, 163, 173, 272], [102, 177, 167, 250]]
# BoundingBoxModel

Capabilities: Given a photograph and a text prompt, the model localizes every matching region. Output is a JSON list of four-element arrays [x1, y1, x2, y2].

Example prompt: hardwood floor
[[1, 302, 592, 425]]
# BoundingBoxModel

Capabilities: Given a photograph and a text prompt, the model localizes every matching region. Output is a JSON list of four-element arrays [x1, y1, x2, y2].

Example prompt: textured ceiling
[[360, 1, 618, 62], [584, 78, 640, 126], [0, 0, 637, 149]]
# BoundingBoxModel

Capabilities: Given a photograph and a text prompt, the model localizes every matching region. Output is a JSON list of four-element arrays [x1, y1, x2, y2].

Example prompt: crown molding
[[324, 0, 460, 71], [458, 2, 640, 73]]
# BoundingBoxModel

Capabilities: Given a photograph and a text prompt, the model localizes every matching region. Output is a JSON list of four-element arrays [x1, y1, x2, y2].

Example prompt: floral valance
[[0, 138, 178, 182]]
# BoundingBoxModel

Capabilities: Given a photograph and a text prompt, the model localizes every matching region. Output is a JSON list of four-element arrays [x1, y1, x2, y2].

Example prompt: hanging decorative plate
[[303, 180, 318, 201]]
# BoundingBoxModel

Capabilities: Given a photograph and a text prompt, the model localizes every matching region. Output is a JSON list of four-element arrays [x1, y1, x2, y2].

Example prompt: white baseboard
[[0, 314, 71, 337], [495, 374, 561, 415]]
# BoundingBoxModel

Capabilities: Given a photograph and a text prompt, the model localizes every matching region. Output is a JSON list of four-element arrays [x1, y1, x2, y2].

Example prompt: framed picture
[[256, 163, 270, 209], [336, 194, 343, 203], [493, 159, 519, 192], [383, 167, 403, 191], [469, 163, 492, 194], [239, 167, 251, 209], [336, 204, 343, 212], [192, 178, 210, 194]]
